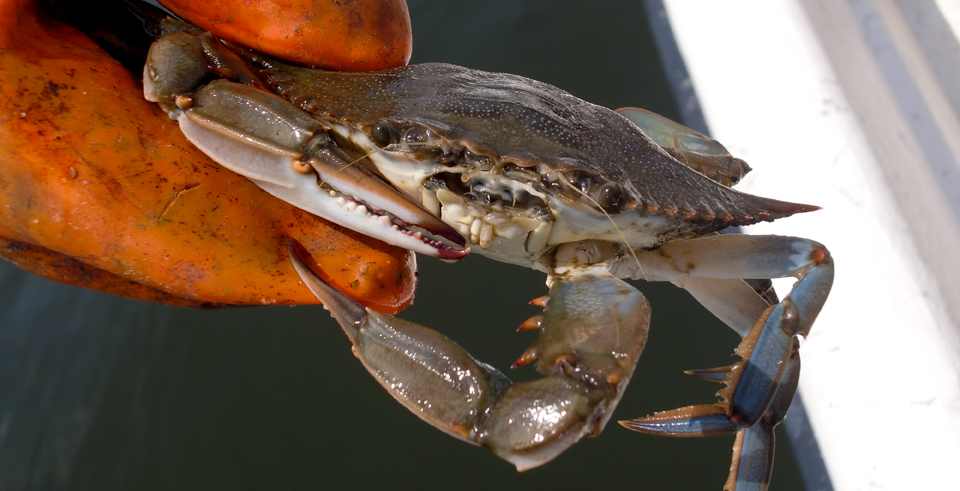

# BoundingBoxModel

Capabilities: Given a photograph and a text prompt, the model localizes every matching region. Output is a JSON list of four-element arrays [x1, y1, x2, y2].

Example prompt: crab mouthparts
[[331, 124, 568, 258]]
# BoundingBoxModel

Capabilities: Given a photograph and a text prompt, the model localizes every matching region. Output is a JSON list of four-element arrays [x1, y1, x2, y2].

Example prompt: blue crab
[[144, 26, 833, 490]]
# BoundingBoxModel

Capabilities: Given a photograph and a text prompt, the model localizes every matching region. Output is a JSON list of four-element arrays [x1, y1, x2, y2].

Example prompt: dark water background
[[0, 1, 805, 489]]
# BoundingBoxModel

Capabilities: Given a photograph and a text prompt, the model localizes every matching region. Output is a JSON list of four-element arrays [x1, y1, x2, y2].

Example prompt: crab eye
[[371, 121, 398, 148], [593, 182, 622, 212]]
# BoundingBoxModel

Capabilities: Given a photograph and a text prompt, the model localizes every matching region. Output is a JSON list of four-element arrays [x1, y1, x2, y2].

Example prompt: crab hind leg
[[623, 310, 802, 491], [726, 345, 800, 491], [290, 245, 650, 470], [620, 234, 833, 490]]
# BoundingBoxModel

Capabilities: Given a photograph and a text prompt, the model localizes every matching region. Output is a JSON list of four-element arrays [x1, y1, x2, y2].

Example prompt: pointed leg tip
[[618, 418, 646, 431], [511, 344, 538, 368], [619, 405, 738, 437], [528, 295, 549, 307], [516, 314, 543, 332], [685, 366, 732, 383]]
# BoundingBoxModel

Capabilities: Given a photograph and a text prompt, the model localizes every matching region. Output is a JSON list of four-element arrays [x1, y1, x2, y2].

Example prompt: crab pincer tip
[[437, 245, 470, 261]]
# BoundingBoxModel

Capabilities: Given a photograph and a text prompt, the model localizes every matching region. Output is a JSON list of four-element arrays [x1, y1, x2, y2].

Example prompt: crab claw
[[144, 31, 468, 260], [290, 243, 650, 471]]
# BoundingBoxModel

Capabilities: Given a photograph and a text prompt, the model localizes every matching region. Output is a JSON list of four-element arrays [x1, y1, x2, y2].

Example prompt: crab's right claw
[[290, 244, 650, 471], [144, 31, 468, 260]]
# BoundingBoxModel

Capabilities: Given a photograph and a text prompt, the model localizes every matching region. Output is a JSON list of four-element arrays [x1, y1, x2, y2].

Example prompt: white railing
[[656, 0, 960, 489]]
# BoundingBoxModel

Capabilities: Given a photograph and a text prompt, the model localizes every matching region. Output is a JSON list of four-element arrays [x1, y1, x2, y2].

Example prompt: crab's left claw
[[144, 30, 469, 260], [619, 235, 833, 491]]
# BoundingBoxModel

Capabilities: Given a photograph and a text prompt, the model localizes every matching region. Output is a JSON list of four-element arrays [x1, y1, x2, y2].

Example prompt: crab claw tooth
[[726, 426, 775, 491], [516, 314, 543, 332], [685, 366, 731, 383], [619, 405, 739, 437], [511, 343, 538, 368], [304, 148, 467, 249]]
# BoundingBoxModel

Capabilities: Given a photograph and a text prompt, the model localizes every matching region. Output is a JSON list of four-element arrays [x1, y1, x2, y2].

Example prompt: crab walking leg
[[674, 277, 772, 337], [290, 247, 650, 471], [724, 348, 800, 491], [619, 234, 832, 491], [623, 312, 804, 491], [625, 234, 834, 340]]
